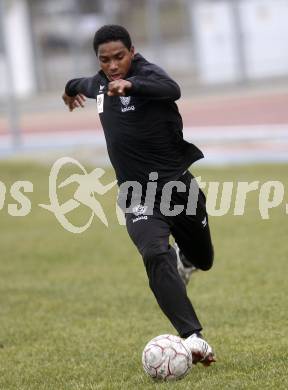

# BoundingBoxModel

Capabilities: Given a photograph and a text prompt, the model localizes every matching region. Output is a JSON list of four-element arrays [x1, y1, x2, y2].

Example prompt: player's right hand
[[62, 93, 86, 112]]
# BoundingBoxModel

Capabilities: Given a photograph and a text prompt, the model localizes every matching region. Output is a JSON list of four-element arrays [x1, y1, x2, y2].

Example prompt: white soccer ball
[[142, 334, 193, 381]]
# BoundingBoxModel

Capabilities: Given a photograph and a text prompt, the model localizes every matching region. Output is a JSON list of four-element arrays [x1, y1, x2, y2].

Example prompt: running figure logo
[[39, 157, 117, 233]]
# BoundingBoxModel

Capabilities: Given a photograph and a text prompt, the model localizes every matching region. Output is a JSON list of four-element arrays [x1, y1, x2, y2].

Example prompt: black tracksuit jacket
[[65, 53, 204, 187]]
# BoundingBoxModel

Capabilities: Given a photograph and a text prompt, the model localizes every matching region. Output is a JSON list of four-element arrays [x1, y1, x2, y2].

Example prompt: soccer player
[[62, 25, 215, 366]]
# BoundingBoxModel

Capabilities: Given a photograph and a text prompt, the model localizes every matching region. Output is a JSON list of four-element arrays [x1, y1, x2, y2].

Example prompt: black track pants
[[124, 171, 214, 338]]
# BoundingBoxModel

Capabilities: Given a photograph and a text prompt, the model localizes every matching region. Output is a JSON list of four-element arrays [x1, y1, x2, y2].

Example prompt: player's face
[[98, 41, 135, 81]]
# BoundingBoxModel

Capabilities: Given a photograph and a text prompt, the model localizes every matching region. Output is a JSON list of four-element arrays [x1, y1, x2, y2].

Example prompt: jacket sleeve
[[126, 64, 181, 101], [65, 75, 100, 98]]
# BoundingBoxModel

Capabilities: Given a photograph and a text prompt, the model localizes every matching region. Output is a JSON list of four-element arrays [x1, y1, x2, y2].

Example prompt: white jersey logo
[[120, 96, 131, 106], [97, 94, 104, 113], [132, 204, 148, 216], [119, 96, 135, 112], [132, 204, 148, 223], [202, 216, 207, 227]]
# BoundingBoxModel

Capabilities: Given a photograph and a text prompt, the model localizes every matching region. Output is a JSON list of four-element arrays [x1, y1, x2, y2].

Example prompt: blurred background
[[0, 0, 288, 165]]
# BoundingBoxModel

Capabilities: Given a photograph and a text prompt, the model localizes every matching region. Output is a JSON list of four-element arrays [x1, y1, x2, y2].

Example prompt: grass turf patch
[[0, 161, 287, 389]]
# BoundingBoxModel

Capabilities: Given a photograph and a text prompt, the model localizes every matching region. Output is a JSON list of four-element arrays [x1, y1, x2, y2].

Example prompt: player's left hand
[[107, 80, 132, 96], [62, 93, 86, 112]]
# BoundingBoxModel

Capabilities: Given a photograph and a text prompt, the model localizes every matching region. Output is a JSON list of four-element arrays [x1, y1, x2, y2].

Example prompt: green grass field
[[0, 161, 287, 390]]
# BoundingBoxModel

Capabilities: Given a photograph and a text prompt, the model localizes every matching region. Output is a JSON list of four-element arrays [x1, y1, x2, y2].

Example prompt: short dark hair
[[93, 25, 132, 56]]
